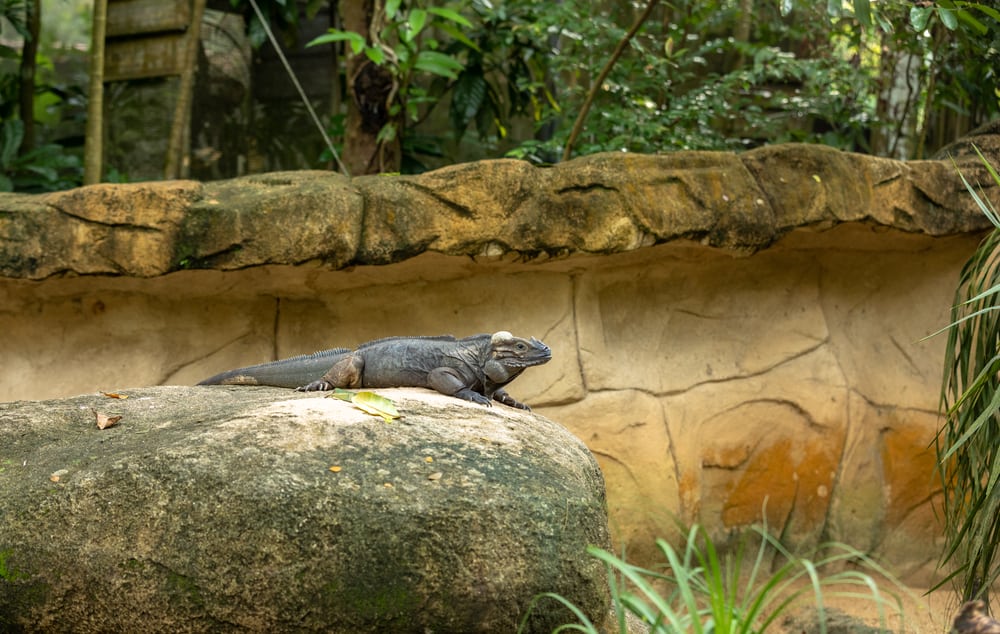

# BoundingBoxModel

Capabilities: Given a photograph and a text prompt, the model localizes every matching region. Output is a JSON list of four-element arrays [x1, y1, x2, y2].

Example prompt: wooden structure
[[105, 0, 192, 81]]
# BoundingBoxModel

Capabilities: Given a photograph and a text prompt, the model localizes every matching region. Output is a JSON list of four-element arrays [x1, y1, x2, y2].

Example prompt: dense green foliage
[[1, 0, 998, 185], [302, 0, 999, 168], [0, 0, 84, 191]]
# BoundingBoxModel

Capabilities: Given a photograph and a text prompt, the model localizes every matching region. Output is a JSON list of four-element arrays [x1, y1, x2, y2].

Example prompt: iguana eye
[[516, 343, 526, 350]]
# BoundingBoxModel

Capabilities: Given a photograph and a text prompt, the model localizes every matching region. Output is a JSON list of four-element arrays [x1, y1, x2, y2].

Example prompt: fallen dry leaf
[[91, 408, 122, 430], [101, 392, 128, 399], [428, 472, 443, 481], [329, 466, 342, 473]]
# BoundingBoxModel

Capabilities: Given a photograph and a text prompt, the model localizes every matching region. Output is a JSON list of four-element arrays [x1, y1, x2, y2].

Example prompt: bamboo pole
[[83, 0, 107, 185], [165, 0, 208, 180]]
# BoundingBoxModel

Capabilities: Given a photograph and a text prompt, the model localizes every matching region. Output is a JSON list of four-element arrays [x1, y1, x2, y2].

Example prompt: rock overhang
[[0, 144, 995, 281]]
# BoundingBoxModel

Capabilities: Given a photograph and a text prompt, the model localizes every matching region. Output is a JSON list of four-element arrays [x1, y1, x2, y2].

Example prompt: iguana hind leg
[[296, 353, 364, 392], [427, 367, 491, 406]]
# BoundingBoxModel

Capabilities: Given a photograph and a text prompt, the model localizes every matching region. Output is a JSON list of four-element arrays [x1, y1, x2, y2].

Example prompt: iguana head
[[489, 331, 552, 368]]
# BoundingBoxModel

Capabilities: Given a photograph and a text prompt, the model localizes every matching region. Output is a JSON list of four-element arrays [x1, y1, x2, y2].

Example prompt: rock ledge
[[0, 144, 995, 280]]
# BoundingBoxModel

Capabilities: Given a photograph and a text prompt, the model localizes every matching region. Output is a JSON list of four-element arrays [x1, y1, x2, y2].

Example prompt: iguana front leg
[[492, 388, 531, 411], [427, 367, 491, 406], [296, 353, 365, 392]]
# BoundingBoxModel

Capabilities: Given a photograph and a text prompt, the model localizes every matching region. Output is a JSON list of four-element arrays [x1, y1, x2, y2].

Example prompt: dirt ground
[[777, 582, 962, 633]]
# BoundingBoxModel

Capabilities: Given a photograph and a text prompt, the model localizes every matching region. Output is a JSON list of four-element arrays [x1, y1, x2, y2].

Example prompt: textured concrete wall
[[0, 221, 980, 584]]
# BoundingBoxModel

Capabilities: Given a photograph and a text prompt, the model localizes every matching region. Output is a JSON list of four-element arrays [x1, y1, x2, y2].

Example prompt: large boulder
[[0, 386, 610, 632]]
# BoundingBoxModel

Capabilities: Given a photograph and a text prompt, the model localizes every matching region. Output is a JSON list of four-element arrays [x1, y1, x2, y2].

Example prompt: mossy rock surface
[[0, 386, 610, 633]]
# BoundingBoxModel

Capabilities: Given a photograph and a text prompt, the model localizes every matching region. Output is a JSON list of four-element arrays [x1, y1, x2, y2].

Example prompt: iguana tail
[[197, 348, 351, 389]]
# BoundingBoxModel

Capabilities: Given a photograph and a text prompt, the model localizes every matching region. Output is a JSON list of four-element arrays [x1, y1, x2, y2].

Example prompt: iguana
[[197, 331, 552, 410]]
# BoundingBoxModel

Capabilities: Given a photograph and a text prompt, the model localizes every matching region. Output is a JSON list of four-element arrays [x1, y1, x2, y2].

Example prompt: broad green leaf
[[427, 6, 473, 28], [0, 119, 23, 167], [956, 8, 987, 35], [364, 45, 386, 64], [307, 29, 366, 56], [437, 22, 480, 52], [414, 50, 464, 79], [910, 6, 933, 30], [450, 70, 487, 131], [385, 0, 402, 19], [406, 9, 428, 42], [25, 164, 57, 182], [376, 122, 397, 143], [396, 45, 410, 66], [974, 5, 1000, 21], [351, 391, 401, 422], [247, 16, 267, 49], [852, 0, 870, 28], [874, 11, 893, 32], [938, 6, 958, 29]]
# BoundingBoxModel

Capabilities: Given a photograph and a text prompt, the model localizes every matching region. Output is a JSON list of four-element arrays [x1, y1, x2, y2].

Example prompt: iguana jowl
[[198, 331, 552, 410]]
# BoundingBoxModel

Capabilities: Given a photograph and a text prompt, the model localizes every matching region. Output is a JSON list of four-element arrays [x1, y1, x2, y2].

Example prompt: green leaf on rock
[[352, 391, 401, 422], [326, 388, 356, 402]]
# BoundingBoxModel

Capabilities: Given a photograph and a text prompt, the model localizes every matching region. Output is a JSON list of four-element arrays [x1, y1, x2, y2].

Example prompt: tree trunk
[[339, 0, 400, 174], [731, 0, 753, 69], [165, 0, 208, 180], [83, 0, 106, 185], [19, 0, 40, 154]]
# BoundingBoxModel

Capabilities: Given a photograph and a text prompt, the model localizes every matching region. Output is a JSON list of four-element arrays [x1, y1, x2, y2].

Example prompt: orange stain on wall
[[720, 438, 838, 531]]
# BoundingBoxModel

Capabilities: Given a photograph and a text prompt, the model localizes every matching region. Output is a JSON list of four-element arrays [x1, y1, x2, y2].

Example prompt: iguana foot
[[296, 380, 334, 392], [453, 389, 492, 407], [493, 389, 531, 410]]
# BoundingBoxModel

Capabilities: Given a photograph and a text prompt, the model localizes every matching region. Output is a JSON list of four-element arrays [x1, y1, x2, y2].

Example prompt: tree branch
[[561, 0, 661, 162]]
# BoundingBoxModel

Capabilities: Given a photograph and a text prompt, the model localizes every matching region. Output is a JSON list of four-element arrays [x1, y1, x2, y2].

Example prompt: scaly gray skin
[[197, 348, 352, 389], [198, 331, 552, 410]]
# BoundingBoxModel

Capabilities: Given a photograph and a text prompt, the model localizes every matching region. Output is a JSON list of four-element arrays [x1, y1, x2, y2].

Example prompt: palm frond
[[937, 146, 1000, 601]]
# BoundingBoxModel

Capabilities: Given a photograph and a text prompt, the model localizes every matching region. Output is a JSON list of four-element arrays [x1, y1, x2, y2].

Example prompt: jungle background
[[1, 0, 998, 190]]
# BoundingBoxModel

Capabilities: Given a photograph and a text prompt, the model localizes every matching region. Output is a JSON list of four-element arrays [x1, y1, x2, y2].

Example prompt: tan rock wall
[[0, 221, 979, 584]]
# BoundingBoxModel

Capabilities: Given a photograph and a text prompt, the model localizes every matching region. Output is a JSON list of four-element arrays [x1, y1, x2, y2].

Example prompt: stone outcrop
[[2, 139, 1000, 586], [0, 387, 610, 632]]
